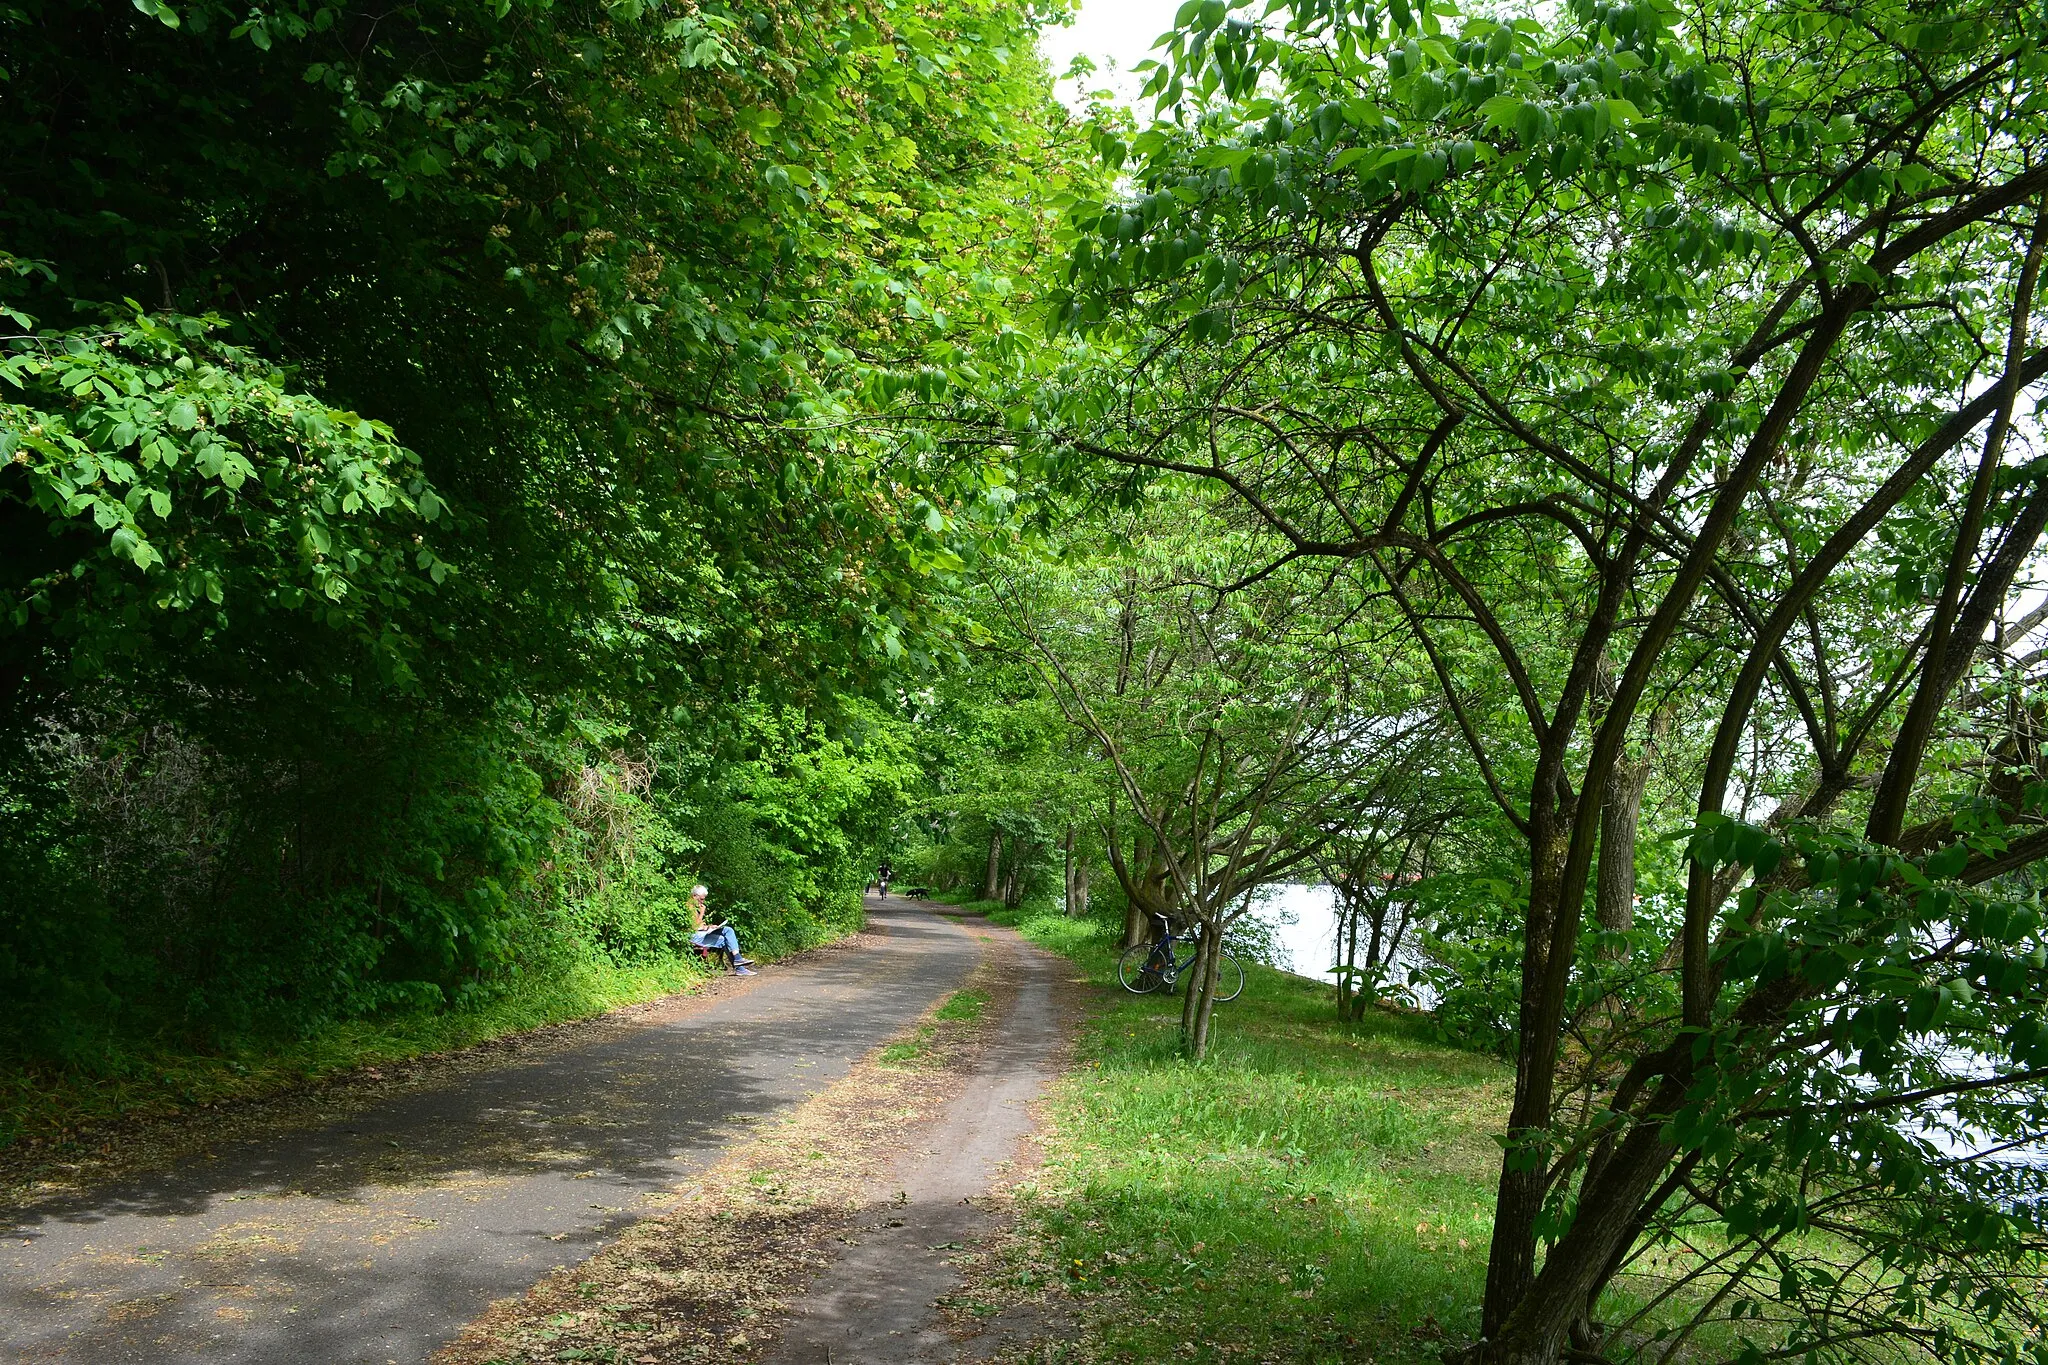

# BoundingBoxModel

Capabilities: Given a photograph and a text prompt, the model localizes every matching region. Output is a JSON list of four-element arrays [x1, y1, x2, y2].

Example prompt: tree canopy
[[991, 0, 2048, 1358], [6, 1, 2048, 1363], [0, 0, 1077, 1059]]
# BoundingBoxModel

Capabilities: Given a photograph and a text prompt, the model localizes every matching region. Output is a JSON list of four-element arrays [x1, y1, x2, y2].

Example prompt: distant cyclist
[[875, 860, 893, 899]]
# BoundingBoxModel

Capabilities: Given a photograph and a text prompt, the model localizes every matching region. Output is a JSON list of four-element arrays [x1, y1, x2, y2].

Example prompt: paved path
[[760, 920, 1074, 1364], [0, 899, 980, 1364]]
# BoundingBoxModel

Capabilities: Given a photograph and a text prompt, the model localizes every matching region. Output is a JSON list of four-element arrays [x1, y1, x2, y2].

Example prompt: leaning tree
[[1003, 0, 2048, 1360]]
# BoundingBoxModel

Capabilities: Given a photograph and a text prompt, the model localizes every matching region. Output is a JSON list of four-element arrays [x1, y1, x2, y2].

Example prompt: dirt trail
[[0, 899, 980, 1364], [757, 914, 1078, 1365], [428, 903, 1090, 1365]]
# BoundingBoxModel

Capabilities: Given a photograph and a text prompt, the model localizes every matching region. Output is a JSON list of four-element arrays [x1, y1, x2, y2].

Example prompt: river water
[[1246, 882, 1438, 1007], [1246, 883, 2044, 1192]]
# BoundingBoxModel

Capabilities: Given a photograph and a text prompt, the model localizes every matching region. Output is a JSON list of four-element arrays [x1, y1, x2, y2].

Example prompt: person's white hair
[[691, 884, 708, 897]]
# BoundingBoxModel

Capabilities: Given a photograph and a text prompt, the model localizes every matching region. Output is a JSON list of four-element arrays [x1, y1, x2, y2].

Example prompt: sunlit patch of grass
[[879, 1035, 932, 1066], [995, 909, 1510, 1364], [882, 979, 1000, 1071], [999, 908, 1112, 960]]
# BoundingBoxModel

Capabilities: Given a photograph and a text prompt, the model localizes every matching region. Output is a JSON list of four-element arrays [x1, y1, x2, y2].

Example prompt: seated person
[[689, 884, 755, 975]]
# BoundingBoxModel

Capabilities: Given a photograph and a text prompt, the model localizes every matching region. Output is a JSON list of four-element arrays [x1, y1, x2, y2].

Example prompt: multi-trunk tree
[[1017, 0, 2048, 1359], [996, 496, 1444, 1056], [1316, 806, 1455, 1018]]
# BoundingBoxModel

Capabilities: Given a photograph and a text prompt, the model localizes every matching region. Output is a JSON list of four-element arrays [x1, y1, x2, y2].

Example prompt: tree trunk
[[1596, 705, 1667, 958], [1178, 918, 1210, 1042], [1381, 899, 1412, 1014], [983, 826, 1002, 902], [1073, 858, 1089, 918], [1064, 824, 1076, 916], [1002, 834, 1024, 909], [1482, 812, 1572, 1338], [1105, 822, 1166, 947], [1108, 834, 1173, 948], [1478, 1103, 1685, 1363], [1337, 896, 1357, 1019], [1363, 895, 1387, 1007], [1187, 919, 1225, 1059], [1596, 756, 1650, 949]]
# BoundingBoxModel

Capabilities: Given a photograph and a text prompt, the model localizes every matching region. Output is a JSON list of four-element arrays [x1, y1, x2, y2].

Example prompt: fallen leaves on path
[[432, 946, 1009, 1365]]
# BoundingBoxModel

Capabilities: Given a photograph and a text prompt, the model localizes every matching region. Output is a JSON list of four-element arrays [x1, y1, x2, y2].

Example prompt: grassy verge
[[881, 987, 991, 1065], [923, 887, 1005, 914], [1, 951, 720, 1162], [963, 905, 1984, 1365], [984, 902, 1510, 1364]]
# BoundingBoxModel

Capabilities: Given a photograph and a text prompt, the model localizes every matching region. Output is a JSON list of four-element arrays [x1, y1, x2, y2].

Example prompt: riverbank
[[932, 896, 1508, 1363]]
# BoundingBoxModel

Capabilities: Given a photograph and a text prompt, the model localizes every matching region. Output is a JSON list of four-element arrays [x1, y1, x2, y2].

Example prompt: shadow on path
[[0, 899, 979, 1364]]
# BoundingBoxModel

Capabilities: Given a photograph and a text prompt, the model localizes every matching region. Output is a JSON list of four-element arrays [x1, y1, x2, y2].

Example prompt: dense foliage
[[7, 1, 2048, 1363], [982, 0, 2048, 1361], [0, 0, 1069, 1069]]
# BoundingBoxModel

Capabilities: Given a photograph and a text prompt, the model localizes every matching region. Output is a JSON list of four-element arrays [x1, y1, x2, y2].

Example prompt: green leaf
[[1480, 94, 1523, 131], [1926, 843, 1969, 880]]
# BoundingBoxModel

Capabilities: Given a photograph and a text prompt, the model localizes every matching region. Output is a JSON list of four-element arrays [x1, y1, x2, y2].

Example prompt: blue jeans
[[692, 926, 740, 959]]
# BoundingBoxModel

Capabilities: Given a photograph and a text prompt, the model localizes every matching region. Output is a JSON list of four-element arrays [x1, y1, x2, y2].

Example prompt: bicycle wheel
[[1117, 942, 1169, 994], [1212, 952, 1245, 1003]]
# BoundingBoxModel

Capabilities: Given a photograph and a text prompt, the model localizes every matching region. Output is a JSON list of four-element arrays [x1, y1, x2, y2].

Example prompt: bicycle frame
[[1143, 916, 1197, 983], [1118, 915, 1243, 1004]]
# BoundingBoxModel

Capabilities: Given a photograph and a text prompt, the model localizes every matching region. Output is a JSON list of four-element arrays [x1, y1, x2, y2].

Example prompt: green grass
[[919, 887, 1009, 917], [977, 907, 1995, 1364], [882, 988, 990, 1067], [996, 905, 1511, 1364], [1, 951, 721, 1157], [878, 1038, 930, 1065], [935, 988, 989, 1022], [993, 905, 1111, 958]]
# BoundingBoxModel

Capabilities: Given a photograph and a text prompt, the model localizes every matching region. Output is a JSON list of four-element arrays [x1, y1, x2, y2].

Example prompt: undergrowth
[[1, 951, 720, 1156]]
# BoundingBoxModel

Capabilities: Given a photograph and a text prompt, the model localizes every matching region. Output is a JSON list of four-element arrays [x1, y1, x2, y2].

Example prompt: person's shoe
[[733, 955, 756, 966], [732, 965, 756, 976]]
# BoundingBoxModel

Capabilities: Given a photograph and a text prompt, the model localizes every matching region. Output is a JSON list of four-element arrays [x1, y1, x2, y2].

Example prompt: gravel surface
[[0, 898, 979, 1364]]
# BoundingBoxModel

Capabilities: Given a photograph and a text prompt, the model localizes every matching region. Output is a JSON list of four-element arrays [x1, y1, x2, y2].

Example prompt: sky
[[1036, 0, 1188, 110]]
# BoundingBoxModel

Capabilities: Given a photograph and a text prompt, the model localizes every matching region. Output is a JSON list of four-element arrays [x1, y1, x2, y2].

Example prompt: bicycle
[[1116, 914, 1244, 1001]]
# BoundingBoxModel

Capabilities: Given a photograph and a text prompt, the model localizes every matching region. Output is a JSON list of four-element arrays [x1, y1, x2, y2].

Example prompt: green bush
[[0, 714, 570, 1057], [573, 861, 698, 967]]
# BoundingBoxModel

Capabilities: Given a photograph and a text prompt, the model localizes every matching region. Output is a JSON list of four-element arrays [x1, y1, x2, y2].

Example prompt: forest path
[[755, 912, 1077, 1365], [0, 898, 980, 1364]]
